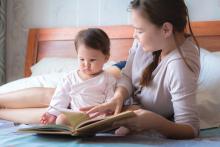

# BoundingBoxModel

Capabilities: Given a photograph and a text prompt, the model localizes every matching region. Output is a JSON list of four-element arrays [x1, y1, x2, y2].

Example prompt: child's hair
[[74, 28, 110, 56], [129, 0, 200, 87]]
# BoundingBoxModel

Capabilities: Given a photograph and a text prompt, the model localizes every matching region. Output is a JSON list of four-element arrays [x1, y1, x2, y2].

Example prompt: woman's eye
[[135, 29, 144, 34], [137, 31, 143, 34], [80, 59, 84, 61]]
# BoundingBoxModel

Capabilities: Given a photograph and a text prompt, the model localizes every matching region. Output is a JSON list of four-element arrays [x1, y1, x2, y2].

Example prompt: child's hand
[[40, 112, 57, 124]]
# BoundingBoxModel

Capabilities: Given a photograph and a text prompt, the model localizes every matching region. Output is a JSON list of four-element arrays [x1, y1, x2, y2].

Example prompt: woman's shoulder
[[167, 38, 199, 65], [166, 57, 200, 79], [165, 37, 200, 76]]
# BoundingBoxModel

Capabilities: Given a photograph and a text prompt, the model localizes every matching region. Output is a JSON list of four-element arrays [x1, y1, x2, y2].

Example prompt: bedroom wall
[[6, 0, 220, 82]]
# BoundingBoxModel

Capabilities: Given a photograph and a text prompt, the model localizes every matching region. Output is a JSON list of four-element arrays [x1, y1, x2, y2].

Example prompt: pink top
[[48, 70, 117, 116], [118, 38, 200, 136]]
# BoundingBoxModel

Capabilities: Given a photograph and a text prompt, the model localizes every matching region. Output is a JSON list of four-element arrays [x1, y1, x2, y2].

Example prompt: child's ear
[[105, 55, 110, 62], [161, 22, 173, 38]]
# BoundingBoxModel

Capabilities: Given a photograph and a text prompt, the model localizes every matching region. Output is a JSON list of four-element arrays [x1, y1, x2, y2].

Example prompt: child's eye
[[90, 59, 96, 62], [80, 59, 84, 61]]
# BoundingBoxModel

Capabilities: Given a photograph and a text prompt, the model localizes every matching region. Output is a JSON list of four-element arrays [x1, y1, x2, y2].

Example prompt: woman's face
[[131, 9, 165, 52]]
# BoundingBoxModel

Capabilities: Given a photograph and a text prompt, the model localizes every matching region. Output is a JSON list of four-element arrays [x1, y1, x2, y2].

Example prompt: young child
[[40, 28, 117, 125]]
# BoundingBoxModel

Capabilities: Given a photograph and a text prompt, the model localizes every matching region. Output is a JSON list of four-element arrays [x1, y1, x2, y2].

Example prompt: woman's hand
[[114, 109, 196, 139], [80, 96, 124, 117], [113, 109, 161, 135], [80, 86, 128, 117]]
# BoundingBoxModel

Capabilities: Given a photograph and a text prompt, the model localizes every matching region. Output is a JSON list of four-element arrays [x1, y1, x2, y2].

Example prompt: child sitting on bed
[[40, 28, 117, 125]]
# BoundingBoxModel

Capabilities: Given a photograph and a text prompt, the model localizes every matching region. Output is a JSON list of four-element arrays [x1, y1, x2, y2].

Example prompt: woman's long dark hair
[[130, 0, 200, 87]]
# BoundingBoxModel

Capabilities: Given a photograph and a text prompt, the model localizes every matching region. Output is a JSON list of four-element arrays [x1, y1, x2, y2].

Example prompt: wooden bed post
[[24, 29, 39, 77]]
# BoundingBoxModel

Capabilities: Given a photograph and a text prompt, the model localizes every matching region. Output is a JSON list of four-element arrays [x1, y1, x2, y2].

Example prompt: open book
[[17, 107, 136, 136]]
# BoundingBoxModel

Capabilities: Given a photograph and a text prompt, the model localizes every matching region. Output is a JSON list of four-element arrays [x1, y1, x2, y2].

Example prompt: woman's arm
[[156, 116, 195, 139], [167, 59, 200, 137], [114, 109, 196, 139]]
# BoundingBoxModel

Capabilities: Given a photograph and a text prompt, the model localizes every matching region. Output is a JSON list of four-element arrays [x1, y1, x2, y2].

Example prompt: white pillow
[[31, 57, 116, 76], [0, 73, 67, 93], [197, 48, 220, 129], [31, 57, 78, 76], [213, 51, 220, 56]]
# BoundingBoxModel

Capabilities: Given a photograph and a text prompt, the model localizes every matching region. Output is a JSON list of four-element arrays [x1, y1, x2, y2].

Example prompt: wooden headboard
[[24, 21, 220, 77]]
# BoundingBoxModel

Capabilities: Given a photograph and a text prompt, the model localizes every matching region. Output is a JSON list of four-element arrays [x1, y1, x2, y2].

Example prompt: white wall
[[185, 0, 220, 21], [6, 0, 220, 81], [6, 0, 131, 81]]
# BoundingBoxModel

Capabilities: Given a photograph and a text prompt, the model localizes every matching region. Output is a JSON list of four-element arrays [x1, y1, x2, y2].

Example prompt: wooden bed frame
[[24, 21, 220, 77]]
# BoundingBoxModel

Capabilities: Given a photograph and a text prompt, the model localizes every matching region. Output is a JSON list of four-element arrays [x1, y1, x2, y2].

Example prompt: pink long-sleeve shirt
[[48, 70, 117, 116], [118, 38, 200, 136]]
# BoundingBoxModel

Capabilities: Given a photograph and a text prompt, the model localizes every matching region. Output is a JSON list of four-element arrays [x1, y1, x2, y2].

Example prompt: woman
[[81, 0, 200, 139]]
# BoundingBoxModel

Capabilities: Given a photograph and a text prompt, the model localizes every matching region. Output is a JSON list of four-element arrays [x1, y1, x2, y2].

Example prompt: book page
[[75, 111, 136, 134], [50, 105, 90, 129]]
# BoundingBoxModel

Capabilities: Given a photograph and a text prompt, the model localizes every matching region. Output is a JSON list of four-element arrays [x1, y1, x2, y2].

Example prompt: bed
[[1, 21, 220, 146]]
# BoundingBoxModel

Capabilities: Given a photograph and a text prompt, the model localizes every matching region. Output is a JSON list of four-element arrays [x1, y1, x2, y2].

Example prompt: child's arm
[[47, 74, 72, 116], [41, 74, 73, 124]]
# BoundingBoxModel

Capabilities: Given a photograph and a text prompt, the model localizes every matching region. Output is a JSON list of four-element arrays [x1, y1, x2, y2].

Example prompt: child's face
[[77, 44, 109, 76]]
